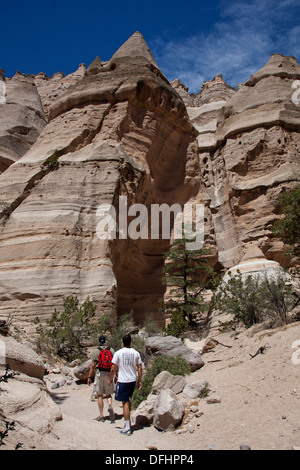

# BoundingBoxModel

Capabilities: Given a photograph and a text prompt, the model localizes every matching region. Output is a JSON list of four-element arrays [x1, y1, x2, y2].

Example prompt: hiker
[[87, 335, 115, 423], [108, 333, 142, 436]]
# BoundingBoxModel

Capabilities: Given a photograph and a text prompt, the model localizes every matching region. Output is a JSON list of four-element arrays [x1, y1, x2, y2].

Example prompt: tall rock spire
[[110, 31, 158, 67]]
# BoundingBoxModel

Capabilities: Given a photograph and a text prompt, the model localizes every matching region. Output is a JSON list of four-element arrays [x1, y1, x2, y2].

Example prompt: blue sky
[[1, 0, 299, 93]]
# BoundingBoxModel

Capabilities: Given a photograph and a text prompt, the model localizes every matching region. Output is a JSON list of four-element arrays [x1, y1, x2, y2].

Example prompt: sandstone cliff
[[0, 33, 299, 331], [0, 32, 199, 329]]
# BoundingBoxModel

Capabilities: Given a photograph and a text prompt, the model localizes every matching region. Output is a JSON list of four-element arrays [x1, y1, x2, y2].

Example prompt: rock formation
[[0, 31, 199, 330], [222, 244, 284, 282], [34, 63, 86, 117], [0, 73, 47, 172], [0, 331, 62, 449], [189, 54, 300, 269], [0, 33, 299, 332]]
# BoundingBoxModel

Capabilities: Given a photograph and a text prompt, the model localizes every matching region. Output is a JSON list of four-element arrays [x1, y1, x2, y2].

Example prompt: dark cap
[[98, 335, 106, 345]]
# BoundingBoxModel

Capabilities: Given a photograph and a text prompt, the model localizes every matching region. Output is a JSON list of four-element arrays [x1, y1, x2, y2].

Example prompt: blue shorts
[[115, 381, 136, 402]]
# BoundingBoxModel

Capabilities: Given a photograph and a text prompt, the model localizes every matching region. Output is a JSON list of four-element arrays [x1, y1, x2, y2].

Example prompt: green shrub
[[34, 296, 113, 362], [215, 269, 298, 329], [143, 315, 163, 337], [131, 354, 190, 409], [164, 308, 189, 337], [41, 149, 59, 172]]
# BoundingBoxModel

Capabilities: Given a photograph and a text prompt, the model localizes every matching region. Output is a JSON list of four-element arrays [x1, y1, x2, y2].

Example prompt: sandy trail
[[41, 322, 300, 451]]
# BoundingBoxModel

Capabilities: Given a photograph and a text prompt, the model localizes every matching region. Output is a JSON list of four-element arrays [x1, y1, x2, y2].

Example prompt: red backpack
[[98, 347, 113, 370]]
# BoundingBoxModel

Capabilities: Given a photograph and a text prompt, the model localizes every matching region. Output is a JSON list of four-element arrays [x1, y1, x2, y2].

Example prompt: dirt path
[[41, 322, 300, 451]]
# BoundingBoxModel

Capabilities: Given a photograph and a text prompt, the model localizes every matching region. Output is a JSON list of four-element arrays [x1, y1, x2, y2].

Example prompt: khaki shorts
[[93, 370, 114, 397]]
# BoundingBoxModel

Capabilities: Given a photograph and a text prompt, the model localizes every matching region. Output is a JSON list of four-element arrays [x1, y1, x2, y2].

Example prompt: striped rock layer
[[0, 33, 299, 330]]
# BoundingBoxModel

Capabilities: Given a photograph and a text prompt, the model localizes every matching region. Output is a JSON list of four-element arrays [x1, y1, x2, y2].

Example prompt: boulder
[[1, 334, 45, 380], [153, 389, 185, 431], [131, 393, 157, 427], [151, 370, 186, 395], [0, 370, 62, 449], [145, 336, 204, 372], [73, 359, 92, 381]]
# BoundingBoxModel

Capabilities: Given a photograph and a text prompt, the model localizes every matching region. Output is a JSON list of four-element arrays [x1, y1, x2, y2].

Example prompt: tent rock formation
[[0, 32, 299, 330]]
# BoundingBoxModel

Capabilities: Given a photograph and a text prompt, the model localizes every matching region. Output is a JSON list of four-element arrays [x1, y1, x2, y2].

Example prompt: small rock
[[183, 381, 207, 399], [174, 428, 187, 435], [189, 405, 199, 413], [61, 367, 72, 376], [206, 397, 221, 404], [69, 359, 81, 367], [240, 445, 251, 450], [51, 377, 66, 389]]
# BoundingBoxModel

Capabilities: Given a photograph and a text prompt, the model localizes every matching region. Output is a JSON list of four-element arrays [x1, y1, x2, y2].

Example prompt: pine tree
[[162, 236, 212, 336], [272, 184, 300, 257]]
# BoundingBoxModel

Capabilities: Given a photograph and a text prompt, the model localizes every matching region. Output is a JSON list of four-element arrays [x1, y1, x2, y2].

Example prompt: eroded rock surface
[[0, 73, 47, 172], [0, 32, 199, 329], [0, 36, 299, 331]]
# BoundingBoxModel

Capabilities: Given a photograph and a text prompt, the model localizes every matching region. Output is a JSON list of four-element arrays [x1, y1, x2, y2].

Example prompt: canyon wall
[[0, 33, 299, 330]]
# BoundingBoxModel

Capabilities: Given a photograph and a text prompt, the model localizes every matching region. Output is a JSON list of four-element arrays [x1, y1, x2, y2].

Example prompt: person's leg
[[117, 382, 135, 435], [107, 395, 115, 422], [122, 401, 131, 431], [97, 395, 104, 420], [107, 396, 112, 407], [123, 401, 130, 421]]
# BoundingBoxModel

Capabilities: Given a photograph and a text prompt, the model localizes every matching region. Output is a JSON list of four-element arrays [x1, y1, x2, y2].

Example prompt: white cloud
[[150, 0, 300, 93]]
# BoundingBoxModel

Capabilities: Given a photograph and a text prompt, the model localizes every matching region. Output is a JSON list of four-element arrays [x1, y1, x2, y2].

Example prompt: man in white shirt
[[108, 334, 142, 435]]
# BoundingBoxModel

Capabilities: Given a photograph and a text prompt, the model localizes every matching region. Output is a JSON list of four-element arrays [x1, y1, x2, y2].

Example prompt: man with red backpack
[[87, 335, 115, 423]]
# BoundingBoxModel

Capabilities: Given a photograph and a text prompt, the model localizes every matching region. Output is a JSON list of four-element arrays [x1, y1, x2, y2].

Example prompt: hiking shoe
[[120, 428, 131, 436], [95, 416, 105, 422], [108, 405, 115, 422]]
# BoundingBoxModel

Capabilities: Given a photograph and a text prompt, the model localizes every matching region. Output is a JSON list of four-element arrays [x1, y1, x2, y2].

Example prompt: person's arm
[[87, 361, 96, 386], [137, 363, 142, 390], [108, 363, 118, 385]]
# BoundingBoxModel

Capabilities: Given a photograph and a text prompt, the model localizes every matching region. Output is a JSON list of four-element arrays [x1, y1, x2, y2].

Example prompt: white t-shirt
[[112, 347, 142, 383]]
